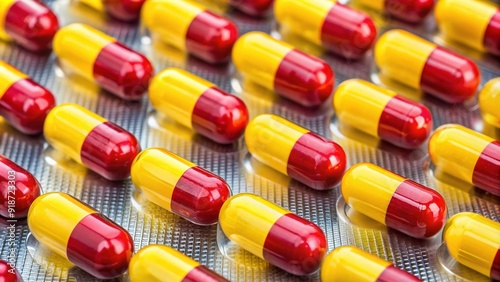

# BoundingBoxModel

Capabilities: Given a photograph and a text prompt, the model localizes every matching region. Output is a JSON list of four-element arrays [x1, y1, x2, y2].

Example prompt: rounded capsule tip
[[5, 0, 59, 51]]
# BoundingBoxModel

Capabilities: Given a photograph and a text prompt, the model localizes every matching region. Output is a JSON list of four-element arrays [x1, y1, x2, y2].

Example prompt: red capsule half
[[0, 259, 22, 282], [0, 155, 41, 219], [229, 0, 274, 16], [1, 0, 59, 51], [102, 0, 146, 21], [0, 61, 55, 135]]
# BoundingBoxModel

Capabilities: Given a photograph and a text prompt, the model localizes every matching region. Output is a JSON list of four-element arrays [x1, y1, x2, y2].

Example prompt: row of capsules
[[0, 0, 264, 281], [0, 0, 498, 282]]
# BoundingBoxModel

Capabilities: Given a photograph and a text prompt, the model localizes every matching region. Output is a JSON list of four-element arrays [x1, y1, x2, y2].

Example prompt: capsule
[[44, 103, 140, 181], [275, 0, 377, 59], [77, 0, 146, 21], [142, 0, 238, 64], [129, 245, 229, 282], [53, 23, 153, 100], [443, 212, 500, 280], [429, 124, 500, 196], [435, 0, 500, 56], [354, 0, 433, 23], [321, 246, 422, 282], [375, 29, 480, 104], [0, 259, 23, 282], [0, 155, 40, 219], [149, 68, 248, 144], [0, 0, 59, 51], [228, 0, 273, 16], [219, 193, 327, 275], [334, 79, 432, 149], [0, 61, 55, 135], [245, 114, 346, 190], [28, 193, 133, 278], [342, 163, 447, 238], [233, 32, 334, 107], [131, 148, 231, 225], [479, 78, 500, 127]]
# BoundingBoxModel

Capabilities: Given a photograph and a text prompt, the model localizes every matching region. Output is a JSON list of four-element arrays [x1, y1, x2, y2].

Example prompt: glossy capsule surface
[[435, 0, 500, 56], [245, 114, 346, 190], [275, 0, 377, 59], [354, 0, 433, 23], [53, 23, 153, 100], [131, 148, 231, 225], [229, 0, 273, 16], [0, 61, 55, 135], [219, 193, 327, 276], [129, 245, 229, 282], [44, 103, 140, 181], [0, 155, 40, 219], [479, 78, 500, 127], [0, 259, 23, 282], [142, 0, 238, 64], [375, 29, 480, 104], [321, 246, 422, 282], [0, 0, 59, 51], [342, 163, 447, 238], [444, 212, 500, 280], [149, 68, 248, 144], [27, 192, 134, 279], [429, 124, 500, 196], [78, 0, 146, 21], [334, 79, 432, 149], [233, 32, 334, 107]]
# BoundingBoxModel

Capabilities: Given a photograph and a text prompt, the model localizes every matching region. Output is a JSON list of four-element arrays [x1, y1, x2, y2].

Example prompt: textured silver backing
[[1, 0, 499, 281]]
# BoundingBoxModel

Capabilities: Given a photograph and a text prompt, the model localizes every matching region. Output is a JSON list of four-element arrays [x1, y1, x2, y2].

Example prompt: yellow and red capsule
[[0, 259, 22, 282], [342, 163, 447, 239], [77, 0, 146, 21], [44, 103, 140, 181], [429, 124, 500, 196], [129, 245, 229, 282], [245, 114, 346, 190], [142, 0, 238, 64], [275, 0, 377, 59], [131, 148, 231, 225], [219, 193, 327, 276], [479, 78, 500, 128], [233, 32, 334, 107], [0, 0, 59, 51], [375, 29, 480, 104], [149, 68, 248, 144], [354, 0, 433, 23], [0, 155, 40, 219], [334, 79, 432, 149], [435, 0, 500, 56], [53, 23, 153, 100], [0, 61, 55, 135], [443, 212, 500, 280], [321, 246, 422, 282], [27, 192, 134, 279]]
